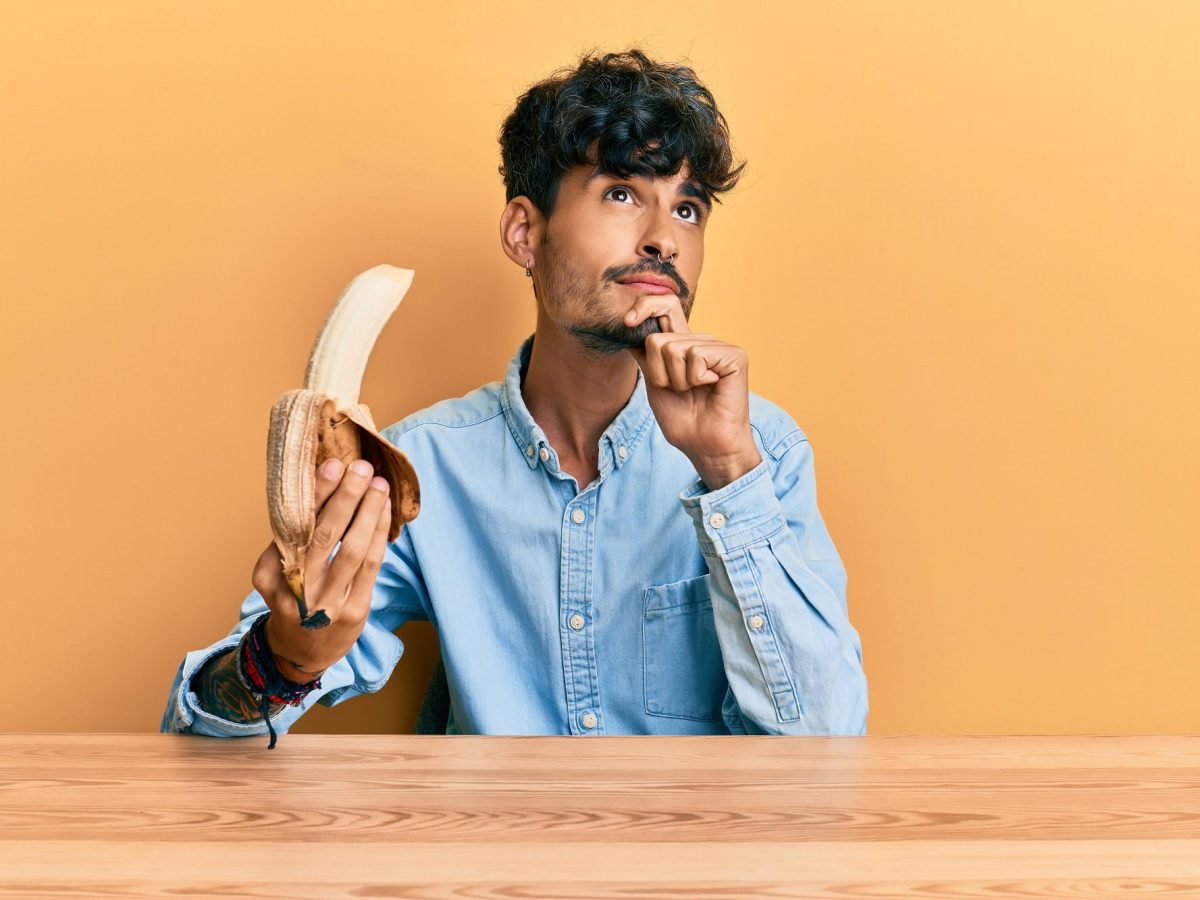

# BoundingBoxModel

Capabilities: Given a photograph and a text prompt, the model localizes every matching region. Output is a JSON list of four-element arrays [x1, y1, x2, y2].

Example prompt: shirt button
[[571, 508, 586, 524], [618, 445, 628, 459], [709, 512, 727, 529], [525, 444, 534, 457], [538, 447, 550, 461], [581, 712, 597, 729], [569, 613, 585, 630], [749, 614, 765, 630]]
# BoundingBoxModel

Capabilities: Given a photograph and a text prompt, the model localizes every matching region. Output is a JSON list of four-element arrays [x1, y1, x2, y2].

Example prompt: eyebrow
[[584, 167, 713, 214]]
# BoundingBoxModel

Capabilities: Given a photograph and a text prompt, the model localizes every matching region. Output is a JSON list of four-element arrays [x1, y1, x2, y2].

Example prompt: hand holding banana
[[625, 292, 762, 491], [253, 457, 392, 681]]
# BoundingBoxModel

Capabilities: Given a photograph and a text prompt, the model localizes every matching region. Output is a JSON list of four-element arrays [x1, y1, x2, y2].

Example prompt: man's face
[[533, 159, 709, 356]]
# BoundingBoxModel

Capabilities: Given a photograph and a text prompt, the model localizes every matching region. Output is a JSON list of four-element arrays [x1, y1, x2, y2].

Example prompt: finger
[[640, 333, 708, 390], [638, 332, 671, 388], [686, 343, 721, 385], [308, 458, 375, 578], [624, 292, 690, 334], [313, 457, 346, 511], [345, 496, 392, 623], [686, 341, 746, 383], [662, 338, 713, 391], [259, 458, 348, 618], [319, 475, 391, 618]]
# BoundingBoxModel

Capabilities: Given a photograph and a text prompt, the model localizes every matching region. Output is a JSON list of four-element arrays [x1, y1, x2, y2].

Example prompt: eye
[[603, 185, 705, 224], [605, 186, 633, 205]]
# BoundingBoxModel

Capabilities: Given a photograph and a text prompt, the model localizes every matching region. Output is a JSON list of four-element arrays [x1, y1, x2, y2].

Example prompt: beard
[[535, 231, 692, 357], [569, 311, 664, 355]]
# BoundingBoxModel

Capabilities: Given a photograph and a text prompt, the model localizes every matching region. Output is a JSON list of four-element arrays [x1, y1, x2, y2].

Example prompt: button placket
[[560, 495, 601, 734]]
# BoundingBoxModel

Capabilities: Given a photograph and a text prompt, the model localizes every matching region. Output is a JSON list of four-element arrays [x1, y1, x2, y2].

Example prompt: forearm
[[190, 646, 287, 724]]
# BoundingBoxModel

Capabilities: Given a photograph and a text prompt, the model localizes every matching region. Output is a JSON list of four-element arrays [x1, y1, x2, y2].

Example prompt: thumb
[[252, 541, 284, 597]]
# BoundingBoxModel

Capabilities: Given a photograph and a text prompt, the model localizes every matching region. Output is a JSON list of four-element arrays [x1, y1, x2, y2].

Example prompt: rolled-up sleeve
[[678, 430, 868, 735], [161, 525, 431, 738]]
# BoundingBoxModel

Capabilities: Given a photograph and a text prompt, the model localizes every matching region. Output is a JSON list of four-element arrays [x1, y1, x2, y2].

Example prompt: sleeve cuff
[[170, 636, 332, 738], [678, 455, 787, 556]]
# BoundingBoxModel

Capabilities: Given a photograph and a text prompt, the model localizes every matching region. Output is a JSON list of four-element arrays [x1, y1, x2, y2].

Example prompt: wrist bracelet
[[236, 612, 323, 749]]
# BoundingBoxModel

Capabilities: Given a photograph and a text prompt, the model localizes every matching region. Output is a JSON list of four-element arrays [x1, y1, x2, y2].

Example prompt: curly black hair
[[498, 47, 747, 221]]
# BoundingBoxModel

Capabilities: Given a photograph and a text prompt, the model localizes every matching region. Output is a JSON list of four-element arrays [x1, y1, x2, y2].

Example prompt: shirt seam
[[388, 407, 506, 442], [756, 425, 806, 461]]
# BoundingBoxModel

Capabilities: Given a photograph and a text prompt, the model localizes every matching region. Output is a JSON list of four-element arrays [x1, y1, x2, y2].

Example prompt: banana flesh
[[265, 265, 421, 629]]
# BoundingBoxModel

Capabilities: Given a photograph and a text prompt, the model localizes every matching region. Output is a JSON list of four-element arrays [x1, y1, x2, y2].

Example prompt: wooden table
[[2, 734, 1198, 897]]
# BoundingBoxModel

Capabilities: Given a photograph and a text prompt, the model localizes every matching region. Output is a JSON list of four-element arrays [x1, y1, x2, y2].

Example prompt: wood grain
[[1, 734, 1198, 897]]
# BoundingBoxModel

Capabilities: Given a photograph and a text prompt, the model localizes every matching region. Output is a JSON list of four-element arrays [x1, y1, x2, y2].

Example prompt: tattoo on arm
[[191, 647, 287, 724]]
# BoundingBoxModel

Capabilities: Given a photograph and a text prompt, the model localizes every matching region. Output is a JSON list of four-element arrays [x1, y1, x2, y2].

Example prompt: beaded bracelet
[[235, 611, 323, 749]]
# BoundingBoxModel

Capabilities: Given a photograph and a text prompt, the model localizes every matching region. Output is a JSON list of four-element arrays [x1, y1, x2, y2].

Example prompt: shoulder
[[379, 381, 505, 448], [747, 390, 809, 460]]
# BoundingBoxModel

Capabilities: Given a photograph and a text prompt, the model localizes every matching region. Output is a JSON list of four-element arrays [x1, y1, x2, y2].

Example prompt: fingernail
[[321, 459, 343, 478], [370, 476, 388, 492], [351, 460, 372, 476]]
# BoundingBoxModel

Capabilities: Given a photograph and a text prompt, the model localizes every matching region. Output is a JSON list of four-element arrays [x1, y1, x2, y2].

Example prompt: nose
[[638, 212, 678, 267]]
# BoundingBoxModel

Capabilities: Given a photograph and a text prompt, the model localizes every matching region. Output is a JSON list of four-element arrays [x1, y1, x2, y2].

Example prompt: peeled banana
[[266, 264, 421, 629]]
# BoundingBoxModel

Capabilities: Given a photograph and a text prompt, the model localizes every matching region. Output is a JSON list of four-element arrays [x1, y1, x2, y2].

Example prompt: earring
[[525, 261, 533, 278]]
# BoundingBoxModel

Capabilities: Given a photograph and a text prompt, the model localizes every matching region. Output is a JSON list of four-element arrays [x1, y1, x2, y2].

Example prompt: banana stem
[[283, 567, 331, 630]]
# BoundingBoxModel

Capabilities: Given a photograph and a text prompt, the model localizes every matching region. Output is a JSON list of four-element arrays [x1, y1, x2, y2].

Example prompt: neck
[[521, 313, 638, 464]]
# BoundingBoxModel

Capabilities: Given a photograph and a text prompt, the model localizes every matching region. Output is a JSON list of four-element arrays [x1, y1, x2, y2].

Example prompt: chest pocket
[[642, 574, 727, 721]]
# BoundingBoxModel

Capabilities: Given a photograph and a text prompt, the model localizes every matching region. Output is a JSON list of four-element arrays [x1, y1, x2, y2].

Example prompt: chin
[[569, 316, 662, 355]]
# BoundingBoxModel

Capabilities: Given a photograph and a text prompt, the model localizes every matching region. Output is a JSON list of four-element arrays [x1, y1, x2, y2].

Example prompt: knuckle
[[337, 542, 365, 566], [312, 520, 339, 548]]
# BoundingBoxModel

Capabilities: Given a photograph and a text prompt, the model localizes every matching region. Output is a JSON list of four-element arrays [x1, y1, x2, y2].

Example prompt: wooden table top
[[2, 733, 1198, 897]]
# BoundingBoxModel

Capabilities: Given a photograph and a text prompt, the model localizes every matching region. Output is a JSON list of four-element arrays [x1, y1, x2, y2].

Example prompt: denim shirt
[[162, 334, 868, 737]]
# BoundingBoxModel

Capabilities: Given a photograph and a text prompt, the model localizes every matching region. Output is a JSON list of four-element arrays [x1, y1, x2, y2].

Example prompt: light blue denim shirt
[[162, 334, 867, 737]]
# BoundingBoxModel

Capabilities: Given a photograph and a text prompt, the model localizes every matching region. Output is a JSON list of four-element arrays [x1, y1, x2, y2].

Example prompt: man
[[162, 47, 868, 740]]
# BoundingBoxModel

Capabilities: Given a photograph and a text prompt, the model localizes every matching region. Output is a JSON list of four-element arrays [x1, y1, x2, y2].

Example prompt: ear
[[499, 197, 544, 272]]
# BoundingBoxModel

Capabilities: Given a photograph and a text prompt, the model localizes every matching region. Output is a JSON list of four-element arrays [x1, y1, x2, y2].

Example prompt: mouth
[[616, 275, 677, 294]]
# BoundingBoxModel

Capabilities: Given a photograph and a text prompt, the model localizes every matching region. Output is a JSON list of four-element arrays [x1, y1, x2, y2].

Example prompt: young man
[[162, 48, 868, 740]]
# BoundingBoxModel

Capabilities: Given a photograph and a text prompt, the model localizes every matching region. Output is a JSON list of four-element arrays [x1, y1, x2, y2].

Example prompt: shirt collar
[[499, 333, 654, 473]]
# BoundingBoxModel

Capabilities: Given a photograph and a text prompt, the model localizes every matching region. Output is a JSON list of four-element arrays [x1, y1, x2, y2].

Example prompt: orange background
[[2, 2, 1196, 735]]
